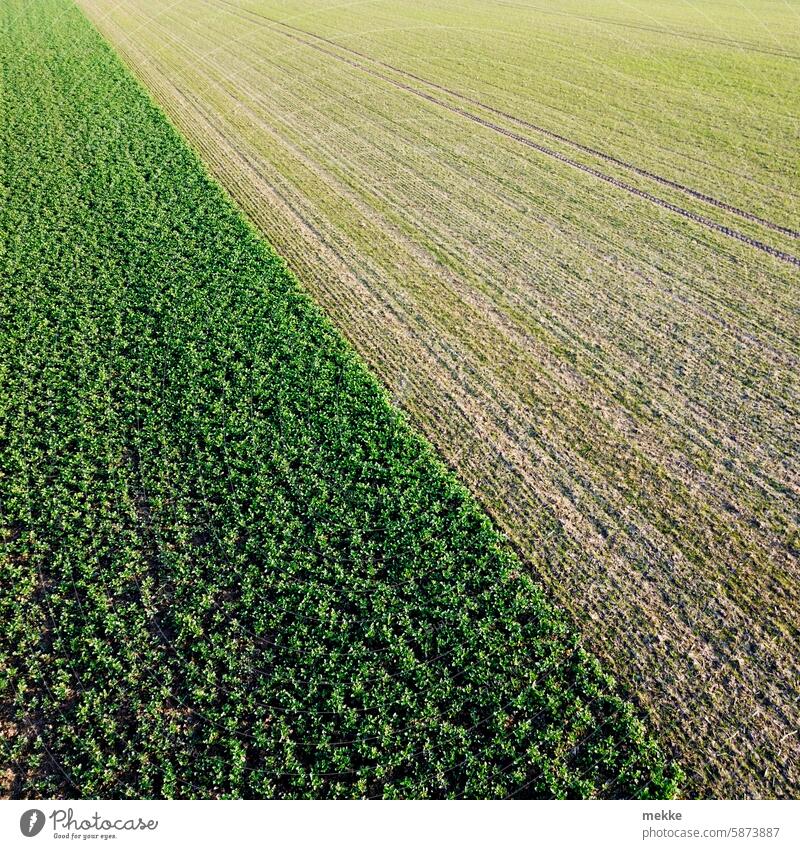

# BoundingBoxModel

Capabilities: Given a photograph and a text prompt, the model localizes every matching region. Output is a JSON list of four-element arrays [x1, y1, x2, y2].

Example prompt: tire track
[[215, 1, 800, 268], [216, 1, 799, 241]]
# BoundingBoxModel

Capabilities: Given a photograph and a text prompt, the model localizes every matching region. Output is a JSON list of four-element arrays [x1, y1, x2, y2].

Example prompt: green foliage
[[0, 0, 681, 799]]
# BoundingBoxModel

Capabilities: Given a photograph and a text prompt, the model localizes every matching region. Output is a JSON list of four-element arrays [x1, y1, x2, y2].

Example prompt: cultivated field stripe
[[220, 2, 799, 242]]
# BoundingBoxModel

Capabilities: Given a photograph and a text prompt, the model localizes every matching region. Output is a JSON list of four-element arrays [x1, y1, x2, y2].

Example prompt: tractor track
[[214, 1, 800, 268]]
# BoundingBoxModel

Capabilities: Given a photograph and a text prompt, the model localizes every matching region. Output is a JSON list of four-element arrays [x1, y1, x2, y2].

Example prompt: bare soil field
[[76, 0, 800, 797]]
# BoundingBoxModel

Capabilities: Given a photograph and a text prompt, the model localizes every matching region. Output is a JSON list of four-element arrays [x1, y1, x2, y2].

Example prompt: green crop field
[[71, 0, 800, 798], [0, 0, 682, 799]]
